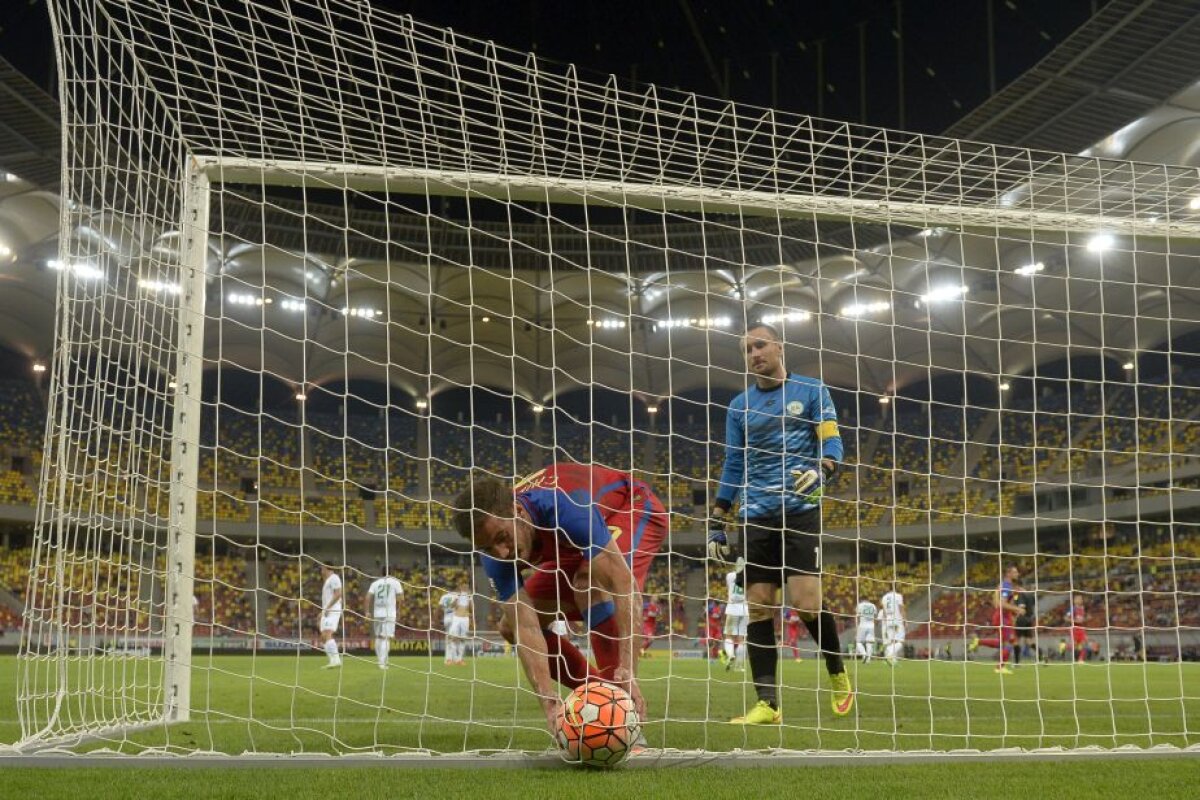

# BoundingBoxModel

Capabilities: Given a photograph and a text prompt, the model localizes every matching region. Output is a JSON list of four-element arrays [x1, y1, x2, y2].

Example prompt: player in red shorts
[[642, 594, 662, 656], [705, 599, 724, 660], [452, 462, 667, 730], [969, 564, 1025, 674], [1068, 594, 1088, 662], [783, 608, 803, 660]]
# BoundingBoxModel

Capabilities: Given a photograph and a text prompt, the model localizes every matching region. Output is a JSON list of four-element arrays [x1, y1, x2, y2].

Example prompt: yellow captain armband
[[816, 420, 840, 441]]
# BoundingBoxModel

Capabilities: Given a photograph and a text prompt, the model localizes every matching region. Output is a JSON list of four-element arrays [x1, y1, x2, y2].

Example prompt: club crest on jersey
[[787, 401, 804, 416]]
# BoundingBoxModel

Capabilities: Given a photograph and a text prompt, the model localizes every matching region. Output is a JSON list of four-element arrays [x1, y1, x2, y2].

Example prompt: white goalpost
[[16, 0, 1200, 759]]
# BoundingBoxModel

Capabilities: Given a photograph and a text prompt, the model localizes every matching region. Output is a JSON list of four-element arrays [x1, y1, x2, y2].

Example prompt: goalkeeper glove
[[707, 519, 733, 563], [792, 462, 835, 505]]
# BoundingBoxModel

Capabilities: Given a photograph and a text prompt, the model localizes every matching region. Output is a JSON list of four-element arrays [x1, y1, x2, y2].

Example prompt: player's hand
[[707, 519, 732, 563], [540, 694, 563, 734], [611, 666, 646, 719], [792, 461, 835, 504]]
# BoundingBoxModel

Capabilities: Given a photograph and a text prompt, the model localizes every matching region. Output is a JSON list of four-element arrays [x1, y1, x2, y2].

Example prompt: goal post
[[161, 161, 211, 724], [16, 0, 1200, 759]]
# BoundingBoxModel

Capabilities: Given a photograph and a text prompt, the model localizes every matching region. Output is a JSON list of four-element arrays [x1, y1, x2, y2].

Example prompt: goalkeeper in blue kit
[[708, 321, 853, 723]]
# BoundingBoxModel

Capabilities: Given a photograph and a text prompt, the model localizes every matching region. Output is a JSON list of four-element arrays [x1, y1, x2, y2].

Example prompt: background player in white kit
[[722, 569, 748, 672], [879, 586, 906, 665], [367, 568, 404, 669], [854, 597, 878, 662], [446, 581, 473, 665], [438, 587, 458, 664], [319, 564, 343, 668]]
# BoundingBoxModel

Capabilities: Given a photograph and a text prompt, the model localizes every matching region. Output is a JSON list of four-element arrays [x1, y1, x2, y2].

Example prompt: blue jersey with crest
[[716, 373, 843, 520]]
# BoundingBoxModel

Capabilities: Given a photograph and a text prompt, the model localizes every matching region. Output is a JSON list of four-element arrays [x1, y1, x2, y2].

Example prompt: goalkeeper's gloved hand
[[792, 461, 835, 505], [707, 518, 733, 563]]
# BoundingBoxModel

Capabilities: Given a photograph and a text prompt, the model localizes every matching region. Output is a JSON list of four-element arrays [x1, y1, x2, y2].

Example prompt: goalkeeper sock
[[543, 629, 589, 689], [746, 619, 778, 707], [802, 611, 846, 676]]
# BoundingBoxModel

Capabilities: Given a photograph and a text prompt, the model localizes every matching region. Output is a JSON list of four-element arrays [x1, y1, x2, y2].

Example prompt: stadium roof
[[1, 6, 1200, 403], [943, 0, 1200, 154]]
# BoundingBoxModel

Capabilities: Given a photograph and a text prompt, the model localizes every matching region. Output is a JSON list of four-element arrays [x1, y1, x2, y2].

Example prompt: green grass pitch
[[2, 653, 1197, 798]]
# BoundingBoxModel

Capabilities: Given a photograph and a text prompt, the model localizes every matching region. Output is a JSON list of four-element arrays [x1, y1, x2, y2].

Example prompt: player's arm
[[499, 590, 560, 731], [588, 537, 646, 716], [796, 384, 844, 498], [994, 587, 1023, 615], [709, 407, 744, 560], [713, 405, 745, 517]]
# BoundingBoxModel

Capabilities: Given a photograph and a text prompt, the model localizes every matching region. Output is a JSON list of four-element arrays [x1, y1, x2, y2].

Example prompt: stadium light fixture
[[1123, 361, 1135, 371], [1188, 197, 1200, 211], [998, 381, 1010, 391], [229, 292, 264, 306], [32, 363, 46, 374], [646, 405, 659, 414], [878, 395, 890, 405], [759, 311, 811, 324], [481, 315, 491, 323], [840, 301, 890, 318], [139, 278, 181, 294], [0, 243, 11, 259], [415, 398, 428, 410], [294, 392, 307, 401], [49, 259, 104, 280], [168, 380, 177, 389], [1014, 262, 1044, 276], [2, 172, 17, 182], [531, 404, 545, 413], [1086, 234, 1115, 253], [279, 298, 306, 312], [917, 228, 935, 237], [919, 285, 967, 304], [656, 316, 730, 330]]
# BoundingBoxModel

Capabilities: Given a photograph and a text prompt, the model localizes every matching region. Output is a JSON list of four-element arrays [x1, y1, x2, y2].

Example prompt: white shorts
[[883, 623, 905, 643], [856, 623, 876, 644], [320, 611, 342, 633], [372, 618, 397, 639], [447, 616, 470, 638], [724, 614, 748, 638]]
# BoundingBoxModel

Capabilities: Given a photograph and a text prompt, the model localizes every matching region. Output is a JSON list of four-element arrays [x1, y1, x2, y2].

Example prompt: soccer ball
[[554, 680, 641, 768]]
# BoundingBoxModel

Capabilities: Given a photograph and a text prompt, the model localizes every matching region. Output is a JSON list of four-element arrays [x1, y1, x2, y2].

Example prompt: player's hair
[[451, 476, 513, 539], [743, 320, 781, 340]]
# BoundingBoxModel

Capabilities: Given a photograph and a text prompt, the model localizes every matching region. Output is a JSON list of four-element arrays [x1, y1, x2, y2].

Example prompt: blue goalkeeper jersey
[[716, 373, 843, 520]]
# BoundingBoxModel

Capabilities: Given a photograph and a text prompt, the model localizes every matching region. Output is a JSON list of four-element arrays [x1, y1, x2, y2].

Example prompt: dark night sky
[[2, 0, 1106, 135]]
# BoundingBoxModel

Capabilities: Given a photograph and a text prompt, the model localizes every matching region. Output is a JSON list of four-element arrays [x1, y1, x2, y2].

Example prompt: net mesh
[[16, 0, 1200, 756]]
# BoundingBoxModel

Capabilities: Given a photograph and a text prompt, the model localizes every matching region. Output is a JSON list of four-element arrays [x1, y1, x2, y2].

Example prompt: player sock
[[543, 629, 589, 689], [376, 639, 388, 666], [324, 638, 339, 664], [976, 637, 1001, 649], [802, 611, 845, 676], [586, 601, 620, 680], [734, 642, 746, 668], [723, 640, 735, 661], [745, 619, 778, 707]]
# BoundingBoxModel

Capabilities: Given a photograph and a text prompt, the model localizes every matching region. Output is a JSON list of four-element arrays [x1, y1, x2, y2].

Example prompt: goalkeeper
[[707, 321, 852, 724]]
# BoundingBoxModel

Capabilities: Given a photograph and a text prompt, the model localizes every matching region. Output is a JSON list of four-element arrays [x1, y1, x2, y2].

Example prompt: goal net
[[17, 0, 1200, 757]]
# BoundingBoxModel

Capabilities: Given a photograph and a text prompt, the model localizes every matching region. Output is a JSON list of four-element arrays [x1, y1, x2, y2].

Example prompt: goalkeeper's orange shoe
[[731, 700, 781, 725], [830, 672, 854, 716]]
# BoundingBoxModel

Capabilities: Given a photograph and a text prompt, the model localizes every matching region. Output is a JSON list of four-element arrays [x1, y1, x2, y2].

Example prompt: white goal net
[[17, 0, 1200, 757]]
